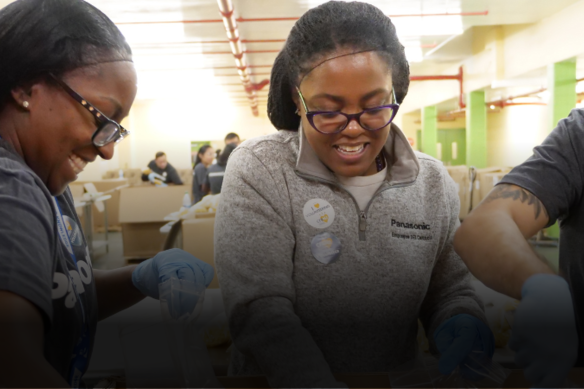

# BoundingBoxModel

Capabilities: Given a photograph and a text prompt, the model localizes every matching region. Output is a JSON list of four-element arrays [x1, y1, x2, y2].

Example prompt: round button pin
[[311, 232, 341, 265], [303, 198, 336, 229]]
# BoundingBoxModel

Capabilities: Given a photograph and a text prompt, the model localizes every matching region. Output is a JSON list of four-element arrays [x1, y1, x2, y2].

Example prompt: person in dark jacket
[[141, 151, 183, 185], [192, 144, 214, 204], [203, 143, 236, 195]]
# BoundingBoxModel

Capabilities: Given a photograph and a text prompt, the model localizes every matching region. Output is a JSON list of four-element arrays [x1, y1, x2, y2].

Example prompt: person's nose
[[341, 116, 366, 138], [97, 142, 115, 160]]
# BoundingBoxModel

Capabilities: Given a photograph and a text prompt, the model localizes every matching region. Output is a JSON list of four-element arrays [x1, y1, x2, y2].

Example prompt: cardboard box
[[75, 178, 128, 232], [119, 185, 187, 258], [123, 168, 145, 186], [178, 168, 193, 186], [182, 217, 219, 288], [481, 172, 510, 200], [471, 167, 512, 209], [445, 166, 471, 220]]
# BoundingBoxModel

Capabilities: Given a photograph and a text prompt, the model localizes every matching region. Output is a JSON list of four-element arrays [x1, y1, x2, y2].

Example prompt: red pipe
[[489, 102, 546, 108], [216, 0, 270, 116], [117, 11, 487, 25], [134, 39, 435, 49], [410, 66, 465, 109]]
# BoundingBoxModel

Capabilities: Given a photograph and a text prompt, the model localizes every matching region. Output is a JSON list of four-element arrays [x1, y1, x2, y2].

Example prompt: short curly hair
[[267, 1, 410, 131]]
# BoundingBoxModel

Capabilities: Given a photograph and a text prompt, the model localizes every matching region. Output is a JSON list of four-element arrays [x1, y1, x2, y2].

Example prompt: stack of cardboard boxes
[[104, 168, 193, 187], [119, 186, 188, 260], [471, 167, 513, 210], [445, 165, 513, 220], [445, 166, 471, 220]]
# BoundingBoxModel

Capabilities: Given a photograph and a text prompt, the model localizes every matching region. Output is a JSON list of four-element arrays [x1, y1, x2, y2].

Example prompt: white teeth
[[69, 154, 87, 175], [337, 144, 365, 154]]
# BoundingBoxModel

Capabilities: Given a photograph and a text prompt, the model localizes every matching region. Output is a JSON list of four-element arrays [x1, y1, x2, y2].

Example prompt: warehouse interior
[[0, 0, 582, 387]]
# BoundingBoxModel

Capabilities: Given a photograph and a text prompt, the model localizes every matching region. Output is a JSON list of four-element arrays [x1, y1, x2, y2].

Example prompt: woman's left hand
[[434, 313, 495, 380]]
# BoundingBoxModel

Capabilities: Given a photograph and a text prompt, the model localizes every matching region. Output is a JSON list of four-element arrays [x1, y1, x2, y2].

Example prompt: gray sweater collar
[[295, 122, 420, 186]]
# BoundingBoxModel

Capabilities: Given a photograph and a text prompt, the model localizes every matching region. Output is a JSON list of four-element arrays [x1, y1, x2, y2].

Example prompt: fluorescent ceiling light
[[86, 0, 187, 46], [299, 0, 463, 37], [404, 46, 423, 63]]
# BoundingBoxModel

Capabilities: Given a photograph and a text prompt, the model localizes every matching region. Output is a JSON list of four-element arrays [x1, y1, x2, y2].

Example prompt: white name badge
[[303, 198, 335, 229]]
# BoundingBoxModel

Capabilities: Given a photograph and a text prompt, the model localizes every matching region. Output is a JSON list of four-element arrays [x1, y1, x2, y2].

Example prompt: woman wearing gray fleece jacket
[[214, 2, 493, 388]]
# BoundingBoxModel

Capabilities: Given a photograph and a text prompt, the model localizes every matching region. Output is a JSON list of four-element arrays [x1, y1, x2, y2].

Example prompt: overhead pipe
[[410, 66, 465, 109], [442, 88, 548, 118], [117, 11, 487, 25], [486, 87, 548, 110], [137, 49, 281, 56], [133, 39, 437, 49], [217, 0, 270, 116]]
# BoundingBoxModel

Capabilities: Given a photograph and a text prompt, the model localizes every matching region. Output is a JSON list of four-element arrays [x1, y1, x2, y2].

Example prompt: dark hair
[[194, 144, 212, 166], [267, 1, 409, 130], [224, 132, 240, 142], [218, 143, 236, 167], [0, 0, 132, 110], [155, 151, 166, 159]]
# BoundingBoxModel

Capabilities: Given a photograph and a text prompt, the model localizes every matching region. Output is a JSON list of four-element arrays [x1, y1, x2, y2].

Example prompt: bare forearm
[[455, 210, 553, 299], [94, 266, 145, 320]]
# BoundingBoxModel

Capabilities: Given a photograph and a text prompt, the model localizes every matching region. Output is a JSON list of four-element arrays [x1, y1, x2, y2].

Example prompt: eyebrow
[[309, 88, 391, 105], [99, 96, 123, 118]]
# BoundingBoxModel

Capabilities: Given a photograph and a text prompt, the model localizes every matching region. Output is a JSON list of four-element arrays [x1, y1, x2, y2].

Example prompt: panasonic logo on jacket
[[391, 219, 431, 230]]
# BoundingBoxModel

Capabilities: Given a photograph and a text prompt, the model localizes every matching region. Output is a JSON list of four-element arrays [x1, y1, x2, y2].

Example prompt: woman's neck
[[0, 109, 25, 159]]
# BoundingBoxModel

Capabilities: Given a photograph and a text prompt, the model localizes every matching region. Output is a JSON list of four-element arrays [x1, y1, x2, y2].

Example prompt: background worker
[[203, 143, 236, 195], [454, 110, 584, 388], [192, 144, 214, 204], [224, 132, 241, 146], [141, 151, 183, 185]]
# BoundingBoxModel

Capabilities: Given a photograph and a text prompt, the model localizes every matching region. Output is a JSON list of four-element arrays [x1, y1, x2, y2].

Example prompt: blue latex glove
[[509, 274, 578, 388], [434, 313, 495, 380], [132, 248, 214, 301]]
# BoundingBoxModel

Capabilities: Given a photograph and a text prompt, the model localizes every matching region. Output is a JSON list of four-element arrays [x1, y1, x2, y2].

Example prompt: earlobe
[[291, 94, 301, 116], [10, 87, 32, 111]]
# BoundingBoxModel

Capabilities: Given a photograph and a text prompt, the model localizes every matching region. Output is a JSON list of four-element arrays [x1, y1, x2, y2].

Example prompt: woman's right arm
[[214, 147, 342, 389], [0, 291, 69, 388], [0, 168, 71, 387]]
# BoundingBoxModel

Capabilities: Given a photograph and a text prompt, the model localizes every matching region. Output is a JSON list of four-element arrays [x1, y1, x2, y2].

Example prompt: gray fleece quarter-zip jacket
[[214, 124, 486, 388]]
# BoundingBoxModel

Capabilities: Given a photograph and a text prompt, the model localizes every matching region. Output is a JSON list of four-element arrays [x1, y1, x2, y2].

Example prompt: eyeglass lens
[[93, 122, 120, 147], [312, 106, 396, 133]]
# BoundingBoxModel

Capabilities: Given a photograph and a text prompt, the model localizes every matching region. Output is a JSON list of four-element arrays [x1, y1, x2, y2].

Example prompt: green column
[[421, 106, 437, 159], [465, 91, 487, 168], [548, 59, 576, 130], [546, 59, 576, 238]]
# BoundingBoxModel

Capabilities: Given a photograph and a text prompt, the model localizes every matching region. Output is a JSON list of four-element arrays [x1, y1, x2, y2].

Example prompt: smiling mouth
[[334, 143, 368, 155], [68, 153, 88, 175]]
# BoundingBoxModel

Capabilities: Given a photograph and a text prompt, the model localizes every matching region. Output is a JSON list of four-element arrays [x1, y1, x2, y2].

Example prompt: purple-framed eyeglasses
[[49, 73, 130, 147], [296, 87, 400, 135]]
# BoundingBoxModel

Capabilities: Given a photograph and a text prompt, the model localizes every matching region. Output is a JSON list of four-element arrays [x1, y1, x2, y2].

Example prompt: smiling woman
[[0, 0, 214, 387], [214, 1, 494, 388]]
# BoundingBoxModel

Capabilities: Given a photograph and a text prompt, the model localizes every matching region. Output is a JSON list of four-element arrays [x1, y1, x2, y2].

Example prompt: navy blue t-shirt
[[0, 140, 98, 382], [499, 108, 584, 364]]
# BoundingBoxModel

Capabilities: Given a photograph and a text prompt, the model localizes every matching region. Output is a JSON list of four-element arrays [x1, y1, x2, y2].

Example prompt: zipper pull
[[359, 211, 367, 232]]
